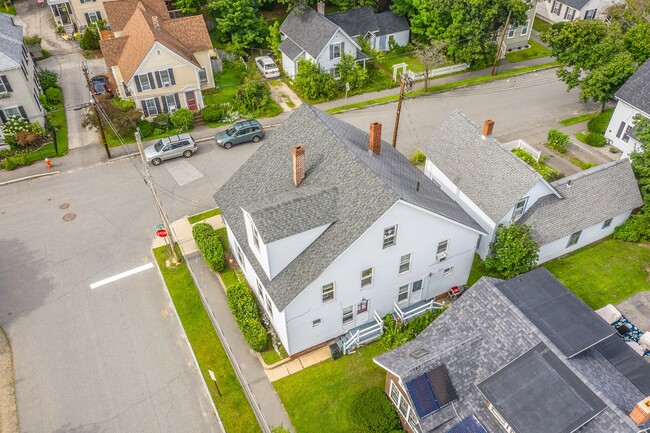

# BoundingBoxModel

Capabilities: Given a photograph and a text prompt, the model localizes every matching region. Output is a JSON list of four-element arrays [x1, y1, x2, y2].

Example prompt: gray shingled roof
[[375, 11, 409, 36], [214, 104, 482, 310], [518, 159, 642, 244], [278, 37, 303, 61], [0, 14, 23, 72], [557, 0, 590, 9], [615, 58, 650, 116], [326, 6, 379, 38], [280, 7, 339, 59], [422, 111, 545, 222], [374, 268, 649, 433]]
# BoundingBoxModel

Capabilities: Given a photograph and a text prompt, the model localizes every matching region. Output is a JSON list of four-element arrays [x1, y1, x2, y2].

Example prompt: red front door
[[185, 91, 198, 111]]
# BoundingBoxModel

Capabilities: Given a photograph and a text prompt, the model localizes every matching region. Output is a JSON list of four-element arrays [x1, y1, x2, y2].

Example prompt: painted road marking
[[90, 263, 154, 289], [165, 160, 203, 186]]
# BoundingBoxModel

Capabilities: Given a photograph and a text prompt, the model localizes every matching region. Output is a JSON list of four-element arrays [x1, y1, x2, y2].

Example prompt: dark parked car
[[91, 75, 112, 96], [214, 120, 264, 149]]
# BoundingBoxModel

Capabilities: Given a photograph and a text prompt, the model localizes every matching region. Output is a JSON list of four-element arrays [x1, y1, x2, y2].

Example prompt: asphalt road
[[0, 68, 596, 432]]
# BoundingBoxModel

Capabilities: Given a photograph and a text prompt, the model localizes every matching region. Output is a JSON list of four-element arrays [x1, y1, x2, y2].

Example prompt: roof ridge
[[551, 158, 630, 186]]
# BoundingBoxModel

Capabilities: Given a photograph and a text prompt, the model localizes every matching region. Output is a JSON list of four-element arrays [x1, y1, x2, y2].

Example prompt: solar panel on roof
[[406, 374, 439, 418], [427, 365, 458, 406], [446, 414, 488, 433], [595, 335, 650, 394]]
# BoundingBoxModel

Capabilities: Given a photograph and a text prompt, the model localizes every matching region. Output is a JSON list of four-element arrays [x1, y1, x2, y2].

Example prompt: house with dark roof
[[605, 58, 650, 157], [536, 0, 610, 24], [422, 111, 642, 263], [99, 0, 214, 116], [279, 4, 409, 78], [374, 268, 650, 433], [213, 104, 485, 356], [0, 13, 44, 144]]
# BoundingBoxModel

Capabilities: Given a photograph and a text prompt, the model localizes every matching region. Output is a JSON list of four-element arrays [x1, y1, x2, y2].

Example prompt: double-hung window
[[564, 7, 575, 20], [159, 69, 172, 87], [398, 284, 409, 303], [513, 197, 528, 219], [2, 106, 21, 119], [342, 305, 353, 325], [507, 24, 516, 38], [584, 9, 597, 20], [0, 76, 8, 93], [383, 225, 397, 248], [567, 230, 582, 247], [322, 283, 335, 303], [436, 240, 449, 262], [520, 20, 530, 36], [139, 73, 153, 91], [164, 94, 178, 112], [330, 42, 343, 60], [266, 296, 273, 318], [198, 68, 208, 84], [361, 268, 373, 288], [143, 98, 158, 116], [551, 1, 562, 15], [252, 223, 261, 251], [399, 253, 411, 274], [256, 278, 263, 299]]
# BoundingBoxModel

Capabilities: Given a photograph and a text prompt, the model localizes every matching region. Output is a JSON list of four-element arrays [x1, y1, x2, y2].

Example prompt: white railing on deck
[[411, 63, 470, 81]]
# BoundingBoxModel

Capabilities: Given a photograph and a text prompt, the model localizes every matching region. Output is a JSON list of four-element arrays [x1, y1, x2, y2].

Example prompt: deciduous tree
[[209, 0, 265, 54], [414, 40, 447, 90], [485, 224, 539, 279]]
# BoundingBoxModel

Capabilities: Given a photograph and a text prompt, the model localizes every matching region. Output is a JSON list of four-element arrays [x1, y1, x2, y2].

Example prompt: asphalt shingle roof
[[214, 104, 482, 310], [615, 58, 650, 116], [0, 14, 23, 72], [557, 0, 590, 9], [517, 159, 642, 244], [326, 6, 379, 38], [422, 110, 544, 222], [280, 7, 339, 59], [374, 268, 649, 433], [278, 37, 303, 60], [375, 11, 410, 36]]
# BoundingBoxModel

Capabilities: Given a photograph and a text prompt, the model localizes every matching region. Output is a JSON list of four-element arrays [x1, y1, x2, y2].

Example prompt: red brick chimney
[[482, 119, 495, 138], [292, 144, 305, 186], [630, 397, 650, 425], [369, 122, 382, 155]]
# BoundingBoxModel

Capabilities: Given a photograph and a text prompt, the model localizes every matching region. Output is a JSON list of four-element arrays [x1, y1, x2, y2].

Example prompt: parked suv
[[144, 133, 197, 165], [214, 120, 264, 149]]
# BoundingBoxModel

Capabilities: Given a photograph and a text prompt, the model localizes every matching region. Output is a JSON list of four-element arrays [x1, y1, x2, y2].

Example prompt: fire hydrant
[[45, 158, 52, 169]]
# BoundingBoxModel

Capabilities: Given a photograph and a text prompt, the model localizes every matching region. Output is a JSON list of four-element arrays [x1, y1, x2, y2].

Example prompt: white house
[[279, 5, 409, 78], [605, 58, 650, 157], [214, 104, 485, 356], [422, 111, 642, 264], [536, 0, 613, 23]]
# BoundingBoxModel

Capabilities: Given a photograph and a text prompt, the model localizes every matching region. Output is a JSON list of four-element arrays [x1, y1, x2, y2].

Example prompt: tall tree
[[173, 0, 201, 15], [485, 224, 539, 279], [209, 0, 264, 54], [414, 40, 447, 90]]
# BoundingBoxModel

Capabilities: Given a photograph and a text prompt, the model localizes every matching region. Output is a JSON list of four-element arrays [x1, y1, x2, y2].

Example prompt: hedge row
[[192, 223, 225, 272], [226, 282, 268, 352]]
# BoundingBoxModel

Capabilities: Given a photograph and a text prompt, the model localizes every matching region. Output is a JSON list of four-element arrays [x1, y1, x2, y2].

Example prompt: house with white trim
[[536, 0, 613, 24], [501, 0, 536, 55], [605, 58, 650, 157], [99, 0, 214, 117], [214, 104, 485, 356], [422, 111, 642, 263]]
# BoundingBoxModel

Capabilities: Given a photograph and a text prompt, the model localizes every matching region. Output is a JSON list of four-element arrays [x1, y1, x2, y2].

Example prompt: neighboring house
[[279, 4, 409, 78], [605, 58, 650, 157], [422, 111, 642, 263], [214, 104, 485, 356], [47, 0, 109, 35], [502, 0, 536, 55], [0, 14, 44, 144], [374, 267, 650, 433], [536, 0, 613, 23], [99, 0, 215, 117]]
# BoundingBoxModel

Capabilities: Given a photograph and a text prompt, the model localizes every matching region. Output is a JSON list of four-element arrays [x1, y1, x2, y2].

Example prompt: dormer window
[[513, 197, 528, 219], [252, 223, 261, 251]]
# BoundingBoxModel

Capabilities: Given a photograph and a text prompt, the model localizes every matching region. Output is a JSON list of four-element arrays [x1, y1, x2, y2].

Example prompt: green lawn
[[543, 239, 650, 309], [274, 342, 388, 433], [261, 343, 288, 365], [105, 127, 184, 147], [505, 40, 551, 63], [575, 131, 588, 144], [187, 208, 222, 224], [559, 112, 598, 126], [533, 16, 552, 33], [378, 53, 424, 73], [2, 4, 16, 14], [153, 246, 261, 433]]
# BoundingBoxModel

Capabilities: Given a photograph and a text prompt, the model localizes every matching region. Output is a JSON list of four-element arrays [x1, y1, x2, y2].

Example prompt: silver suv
[[144, 133, 197, 166]]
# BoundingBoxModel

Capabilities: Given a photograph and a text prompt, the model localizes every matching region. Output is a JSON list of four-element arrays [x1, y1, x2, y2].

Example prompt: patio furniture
[[595, 304, 622, 325], [640, 332, 650, 351], [627, 341, 646, 356], [447, 285, 462, 301], [617, 324, 631, 336]]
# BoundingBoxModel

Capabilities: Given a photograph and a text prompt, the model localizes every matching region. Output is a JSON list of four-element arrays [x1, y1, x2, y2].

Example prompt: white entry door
[[410, 280, 423, 303], [356, 299, 369, 324]]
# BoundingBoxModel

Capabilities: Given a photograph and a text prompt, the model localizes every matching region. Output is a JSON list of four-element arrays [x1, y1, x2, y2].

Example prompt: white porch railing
[[394, 300, 444, 321], [503, 139, 542, 162], [342, 311, 384, 355], [411, 63, 470, 81]]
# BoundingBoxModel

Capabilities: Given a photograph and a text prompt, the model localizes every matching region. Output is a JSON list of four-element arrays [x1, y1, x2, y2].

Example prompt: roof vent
[[409, 348, 429, 359], [567, 180, 572, 189]]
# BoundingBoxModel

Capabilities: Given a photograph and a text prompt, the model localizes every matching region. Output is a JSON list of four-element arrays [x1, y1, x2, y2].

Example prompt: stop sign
[[156, 229, 168, 237]]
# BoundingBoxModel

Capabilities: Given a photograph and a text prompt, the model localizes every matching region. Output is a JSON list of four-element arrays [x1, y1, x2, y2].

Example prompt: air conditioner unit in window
[[436, 252, 447, 262]]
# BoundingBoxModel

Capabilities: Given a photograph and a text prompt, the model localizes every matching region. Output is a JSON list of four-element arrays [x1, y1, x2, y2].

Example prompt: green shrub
[[23, 35, 42, 45], [226, 282, 268, 352], [79, 26, 100, 50], [202, 104, 227, 123], [192, 223, 225, 272], [351, 387, 402, 433], [547, 129, 569, 153], [170, 108, 194, 131], [3, 158, 16, 170], [241, 317, 268, 352], [613, 211, 650, 242], [233, 82, 271, 116], [410, 149, 426, 166], [19, 154, 32, 166], [45, 87, 62, 105], [37, 68, 59, 92], [112, 97, 136, 112], [137, 120, 153, 138], [512, 149, 562, 182], [152, 113, 170, 129], [585, 132, 606, 147], [587, 109, 614, 134], [294, 60, 337, 101], [381, 308, 443, 350], [570, 156, 595, 170]]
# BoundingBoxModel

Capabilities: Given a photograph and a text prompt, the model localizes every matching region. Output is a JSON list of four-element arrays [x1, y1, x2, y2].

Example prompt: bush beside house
[[226, 282, 268, 352], [192, 223, 225, 272]]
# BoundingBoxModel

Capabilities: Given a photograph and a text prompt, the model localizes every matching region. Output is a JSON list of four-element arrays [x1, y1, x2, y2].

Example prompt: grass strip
[[505, 40, 551, 63], [559, 112, 598, 126], [187, 208, 222, 224], [153, 246, 261, 433], [327, 62, 558, 114]]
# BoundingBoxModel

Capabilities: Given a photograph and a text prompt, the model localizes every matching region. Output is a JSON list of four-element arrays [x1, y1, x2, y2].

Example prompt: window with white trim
[[331, 42, 343, 59], [361, 268, 373, 288], [163, 94, 178, 112], [252, 223, 261, 251], [513, 197, 528, 218], [87, 11, 101, 21], [331, 67, 340, 79], [436, 240, 449, 262], [551, 1, 562, 14], [443, 267, 454, 277], [399, 253, 411, 274], [3, 106, 21, 119], [255, 278, 263, 298], [322, 283, 335, 303], [389, 381, 400, 404], [159, 69, 172, 86], [235, 243, 245, 269], [398, 284, 409, 304], [602, 218, 613, 229], [383, 225, 397, 248], [139, 74, 153, 91], [0, 79, 6, 93], [266, 296, 273, 318], [564, 7, 575, 20], [143, 98, 158, 116], [567, 230, 582, 247], [199, 67, 208, 84], [312, 318, 322, 327], [584, 8, 597, 19], [342, 305, 353, 325], [521, 20, 530, 36], [507, 24, 516, 38], [411, 279, 422, 294], [398, 394, 409, 417]]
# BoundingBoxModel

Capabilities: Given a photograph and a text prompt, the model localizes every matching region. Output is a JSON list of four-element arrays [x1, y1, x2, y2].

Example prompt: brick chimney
[[369, 122, 382, 155], [317, 1, 325, 14], [482, 119, 495, 138], [630, 397, 650, 425], [292, 144, 305, 186]]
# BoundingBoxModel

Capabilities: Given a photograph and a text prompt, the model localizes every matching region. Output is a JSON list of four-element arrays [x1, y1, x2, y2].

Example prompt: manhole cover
[[63, 213, 76, 221], [59, 203, 69, 209]]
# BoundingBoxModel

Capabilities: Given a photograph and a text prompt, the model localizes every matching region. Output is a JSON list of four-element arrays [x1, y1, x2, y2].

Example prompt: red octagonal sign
[[156, 229, 168, 238]]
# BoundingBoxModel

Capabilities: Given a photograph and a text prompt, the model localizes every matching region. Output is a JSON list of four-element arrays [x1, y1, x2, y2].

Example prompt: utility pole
[[135, 130, 180, 264], [492, 11, 512, 76], [81, 62, 111, 159], [392, 71, 413, 148]]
